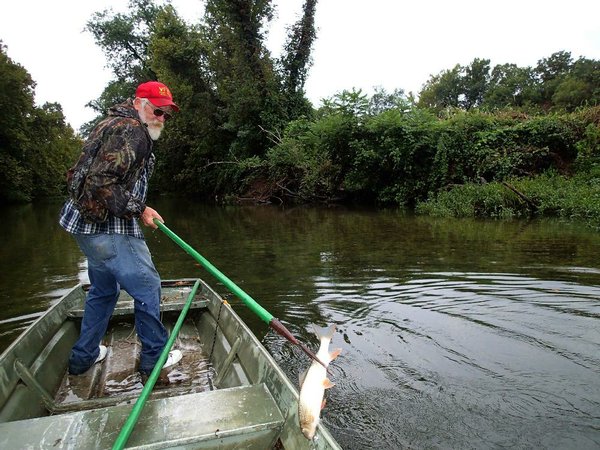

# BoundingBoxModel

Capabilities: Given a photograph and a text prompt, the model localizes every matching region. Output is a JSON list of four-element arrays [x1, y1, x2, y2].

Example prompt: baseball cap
[[135, 81, 180, 112]]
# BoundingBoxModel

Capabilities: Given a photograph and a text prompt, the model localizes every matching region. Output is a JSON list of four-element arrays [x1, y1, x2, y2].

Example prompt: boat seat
[[0, 383, 285, 449], [67, 291, 208, 318]]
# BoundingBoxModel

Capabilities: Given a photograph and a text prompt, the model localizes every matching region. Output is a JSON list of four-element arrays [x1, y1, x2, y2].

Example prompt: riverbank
[[416, 167, 600, 228]]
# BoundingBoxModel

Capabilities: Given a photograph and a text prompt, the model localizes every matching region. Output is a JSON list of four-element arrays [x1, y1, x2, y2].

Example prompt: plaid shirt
[[59, 162, 151, 239]]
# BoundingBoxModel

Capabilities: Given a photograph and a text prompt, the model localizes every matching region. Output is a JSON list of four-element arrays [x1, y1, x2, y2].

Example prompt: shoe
[[95, 345, 108, 364], [162, 350, 182, 369]]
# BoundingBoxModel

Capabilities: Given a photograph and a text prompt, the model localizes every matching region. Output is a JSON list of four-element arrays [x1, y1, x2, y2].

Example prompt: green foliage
[[265, 118, 321, 198], [485, 64, 539, 109], [82, 80, 137, 134], [86, 0, 161, 82], [0, 41, 37, 202], [202, 0, 283, 159], [82, 1, 598, 211], [278, 0, 317, 119], [431, 110, 501, 187], [513, 170, 600, 226], [147, 5, 222, 196], [419, 51, 600, 114], [0, 43, 81, 203], [368, 87, 412, 115], [84, 0, 321, 199], [463, 58, 491, 109], [573, 111, 600, 171], [320, 88, 369, 117], [265, 112, 353, 201], [553, 78, 591, 110], [418, 65, 463, 110], [357, 107, 439, 205], [8, 0, 600, 218], [415, 182, 520, 219], [263, 89, 437, 205], [27, 103, 82, 198], [417, 170, 600, 227], [82, 0, 165, 133], [0, 41, 35, 161], [262, 87, 598, 208]]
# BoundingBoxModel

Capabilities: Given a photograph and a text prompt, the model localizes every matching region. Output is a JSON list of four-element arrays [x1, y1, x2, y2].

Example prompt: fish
[[298, 324, 342, 440]]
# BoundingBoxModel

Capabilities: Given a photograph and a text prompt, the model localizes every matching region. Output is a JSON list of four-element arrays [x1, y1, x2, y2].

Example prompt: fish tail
[[313, 324, 336, 341]]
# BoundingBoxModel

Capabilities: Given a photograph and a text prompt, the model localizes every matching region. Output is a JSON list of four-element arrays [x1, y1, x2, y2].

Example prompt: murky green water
[[1, 198, 600, 449]]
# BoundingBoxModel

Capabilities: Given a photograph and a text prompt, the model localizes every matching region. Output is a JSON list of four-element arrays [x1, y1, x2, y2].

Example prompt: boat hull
[[0, 279, 341, 449]]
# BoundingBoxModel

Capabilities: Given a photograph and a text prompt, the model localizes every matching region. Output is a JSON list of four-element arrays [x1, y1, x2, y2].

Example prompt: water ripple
[[274, 269, 600, 449]]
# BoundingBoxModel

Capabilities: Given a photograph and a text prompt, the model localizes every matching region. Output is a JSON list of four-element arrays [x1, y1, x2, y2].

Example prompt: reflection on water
[[2, 199, 600, 449], [0, 202, 82, 350]]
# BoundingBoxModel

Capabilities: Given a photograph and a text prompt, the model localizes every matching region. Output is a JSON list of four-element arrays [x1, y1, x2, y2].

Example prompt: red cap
[[135, 81, 179, 112]]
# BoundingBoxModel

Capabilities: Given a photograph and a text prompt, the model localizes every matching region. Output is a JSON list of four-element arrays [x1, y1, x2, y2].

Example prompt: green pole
[[155, 220, 273, 324], [112, 279, 201, 450], [154, 220, 329, 371]]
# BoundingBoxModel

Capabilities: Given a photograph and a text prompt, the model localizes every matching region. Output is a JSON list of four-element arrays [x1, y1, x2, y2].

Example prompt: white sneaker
[[95, 345, 108, 364], [162, 350, 182, 369]]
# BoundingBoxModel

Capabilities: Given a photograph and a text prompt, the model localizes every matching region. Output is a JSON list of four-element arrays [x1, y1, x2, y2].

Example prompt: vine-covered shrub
[[417, 169, 600, 227], [262, 95, 597, 207]]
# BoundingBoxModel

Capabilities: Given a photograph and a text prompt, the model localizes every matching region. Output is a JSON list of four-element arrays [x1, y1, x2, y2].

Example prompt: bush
[[258, 94, 599, 211], [416, 182, 521, 219], [417, 170, 600, 228]]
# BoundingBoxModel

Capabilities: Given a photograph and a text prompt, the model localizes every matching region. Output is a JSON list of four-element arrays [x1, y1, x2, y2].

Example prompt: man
[[59, 81, 182, 377]]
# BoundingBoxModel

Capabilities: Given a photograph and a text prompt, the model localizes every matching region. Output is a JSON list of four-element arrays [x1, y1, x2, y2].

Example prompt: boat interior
[[0, 280, 328, 449]]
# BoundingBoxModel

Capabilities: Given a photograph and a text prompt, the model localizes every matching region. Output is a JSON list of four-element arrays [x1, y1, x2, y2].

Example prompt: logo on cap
[[159, 86, 171, 97]]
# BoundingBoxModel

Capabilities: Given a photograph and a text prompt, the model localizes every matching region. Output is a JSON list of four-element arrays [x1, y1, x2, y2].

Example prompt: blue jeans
[[69, 233, 168, 375]]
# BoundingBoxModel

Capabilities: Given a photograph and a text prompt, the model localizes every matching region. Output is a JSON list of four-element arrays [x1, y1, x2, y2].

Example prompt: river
[[1, 198, 599, 449]]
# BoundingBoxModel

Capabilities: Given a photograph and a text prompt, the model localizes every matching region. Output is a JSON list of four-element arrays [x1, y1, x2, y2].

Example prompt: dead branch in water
[[501, 181, 538, 210]]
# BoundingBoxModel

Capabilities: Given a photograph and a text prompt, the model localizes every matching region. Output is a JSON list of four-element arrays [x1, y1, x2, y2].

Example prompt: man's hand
[[140, 206, 164, 229]]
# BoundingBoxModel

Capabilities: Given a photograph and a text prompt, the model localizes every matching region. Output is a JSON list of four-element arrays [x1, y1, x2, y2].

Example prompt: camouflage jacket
[[66, 100, 155, 223]]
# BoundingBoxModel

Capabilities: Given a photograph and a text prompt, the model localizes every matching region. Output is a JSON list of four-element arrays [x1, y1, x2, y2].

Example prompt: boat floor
[[54, 319, 215, 406]]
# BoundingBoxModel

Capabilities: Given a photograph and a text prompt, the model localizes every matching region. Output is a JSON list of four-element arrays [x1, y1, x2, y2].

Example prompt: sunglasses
[[151, 108, 172, 121], [142, 99, 172, 121]]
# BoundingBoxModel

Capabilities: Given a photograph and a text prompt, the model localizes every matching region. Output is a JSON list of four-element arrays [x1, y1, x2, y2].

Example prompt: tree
[[483, 63, 539, 109], [84, 0, 324, 199], [86, 0, 161, 82], [418, 64, 463, 111], [0, 43, 81, 202], [148, 5, 225, 195], [203, 0, 282, 158], [535, 51, 573, 83], [552, 57, 600, 110], [28, 103, 82, 198], [0, 42, 39, 201], [553, 78, 592, 111], [368, 87, 411, 116], [279, 0, 318, 118], [418, 59, 490, 111], [418, 52, 600, 113], [0, 41, 35, 160], [321, 88, 369, 117], [462, 58, 490, 109], [84, 0, 165, 126], [534, 51, 573, 108]]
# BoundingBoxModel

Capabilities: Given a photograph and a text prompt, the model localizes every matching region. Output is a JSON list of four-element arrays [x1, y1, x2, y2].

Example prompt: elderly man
[[60, 81, 182, 378]]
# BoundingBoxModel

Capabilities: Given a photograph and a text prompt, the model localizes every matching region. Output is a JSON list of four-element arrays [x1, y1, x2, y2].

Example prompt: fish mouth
[[301, 427, 316, 440]]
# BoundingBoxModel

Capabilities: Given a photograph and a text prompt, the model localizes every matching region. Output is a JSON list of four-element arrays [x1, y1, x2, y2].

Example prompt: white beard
[[147, 124, 163, 141], [139, 106, 164, 140]]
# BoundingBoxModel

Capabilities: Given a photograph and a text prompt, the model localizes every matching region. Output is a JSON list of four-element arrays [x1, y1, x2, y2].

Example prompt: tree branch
[[501, 181, 538, 210], [258, 125, 283, 145]]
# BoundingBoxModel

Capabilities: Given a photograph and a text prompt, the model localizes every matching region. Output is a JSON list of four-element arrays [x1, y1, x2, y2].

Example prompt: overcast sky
[[1, 0, 599, 130]]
